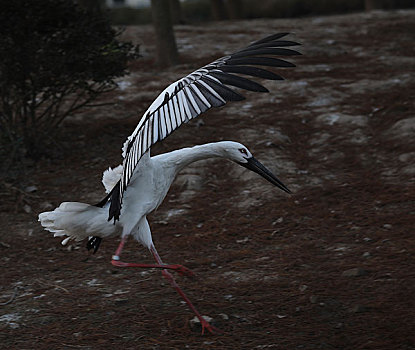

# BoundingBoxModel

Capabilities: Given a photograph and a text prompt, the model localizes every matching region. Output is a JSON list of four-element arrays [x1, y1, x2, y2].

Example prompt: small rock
[[272, 217, 284, 225], [398, 152, 415, 162], [194, 119, 205, 128], [23, 204, 32, 213], [218, 313, 229, 320], [383, 224, 392, 229], [155, 220, 169, 225], [231, 314, 249, 322], [316, 113, 368, 127], [38, 315, 55, 325], [40, 202, 54, 210], [236, 237, 249, 244], [388, 117, 415, 139], [25, 185, 38, 193], [342, 268, 368, 277], [349, 305, 367, 313], [120, 333, 135, 340], [114, 298, 129, 305], [299, 285, 308, 292], [309, 295, 319, 304], [362, 252, 371, 258], [0, 241, 10, 248]]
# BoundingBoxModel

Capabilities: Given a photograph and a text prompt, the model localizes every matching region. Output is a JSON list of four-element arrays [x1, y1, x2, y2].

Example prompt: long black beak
[[239, 157, 291, 194]]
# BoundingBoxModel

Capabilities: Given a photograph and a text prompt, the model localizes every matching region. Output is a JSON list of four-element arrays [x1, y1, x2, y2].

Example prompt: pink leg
[[150, 245, 222, 335], [111, 236, 193, 277]]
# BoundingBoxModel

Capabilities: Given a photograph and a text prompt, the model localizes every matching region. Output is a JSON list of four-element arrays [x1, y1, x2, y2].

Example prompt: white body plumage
[[39, 141, 257, 248]]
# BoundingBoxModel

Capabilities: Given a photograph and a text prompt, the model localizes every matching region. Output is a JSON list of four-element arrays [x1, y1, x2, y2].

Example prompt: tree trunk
[[210, 0, 228, 20], [169, 0, 184, 24], [365, 0, 376, 11], [151, 0, 179, 67], [78, 0, 104, 13], [227, 0, 243, 20]]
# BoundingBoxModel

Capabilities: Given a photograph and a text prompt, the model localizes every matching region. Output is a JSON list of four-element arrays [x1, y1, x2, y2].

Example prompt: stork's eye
[[239, 148, 248, 155]]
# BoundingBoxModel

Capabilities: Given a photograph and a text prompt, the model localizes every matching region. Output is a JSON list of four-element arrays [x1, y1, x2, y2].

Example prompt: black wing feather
[[248, 33, 289, 47], [218, 65, 284, 80], [107, 33, 300, 222], [226, 56, 296, 68], [242, 40, 300, 52], [194, 81, 226, 107], [231, 47, 301, 59], [209, 71, 268, 92], [201, 76, 246, 101], [108, 181, 122, 222]]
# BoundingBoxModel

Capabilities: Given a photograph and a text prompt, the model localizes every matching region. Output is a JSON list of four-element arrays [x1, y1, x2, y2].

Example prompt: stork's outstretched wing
[[108, 33, 300, 222]]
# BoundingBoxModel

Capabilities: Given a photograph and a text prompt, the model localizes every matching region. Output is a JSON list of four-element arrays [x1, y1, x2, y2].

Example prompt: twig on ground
[[34, 278, 70, 293], [0, 287, 18, 306], [60, 344, 91, 349]]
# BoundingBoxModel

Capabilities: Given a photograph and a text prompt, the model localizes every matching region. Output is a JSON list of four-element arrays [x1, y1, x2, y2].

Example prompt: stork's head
[[220, 141, 291, 194]]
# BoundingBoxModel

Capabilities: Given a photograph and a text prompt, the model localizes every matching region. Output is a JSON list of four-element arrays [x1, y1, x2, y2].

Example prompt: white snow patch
[[166, 208, 188, 219], [316, 113, 368, 127], [117, 80, 132, 91], [86, 279, 103, 287], [0, 313, 21, 329]]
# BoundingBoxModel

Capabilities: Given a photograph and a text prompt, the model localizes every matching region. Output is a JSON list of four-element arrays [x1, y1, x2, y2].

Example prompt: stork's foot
[[199, 319, 223, 335], [111, 258, 194, 277], [169, 264, 194, 277], [189, 315, 223, 335]]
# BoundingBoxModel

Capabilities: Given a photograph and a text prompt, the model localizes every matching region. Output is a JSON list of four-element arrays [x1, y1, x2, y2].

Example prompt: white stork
[[39, 33, 300, 334]]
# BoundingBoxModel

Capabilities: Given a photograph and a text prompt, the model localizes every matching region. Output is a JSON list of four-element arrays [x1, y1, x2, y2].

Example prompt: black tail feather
[[86, 236, 102, 254]]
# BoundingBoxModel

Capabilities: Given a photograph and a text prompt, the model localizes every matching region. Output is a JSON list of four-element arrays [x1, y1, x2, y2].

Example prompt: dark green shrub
[[0, 0, 138, 160]]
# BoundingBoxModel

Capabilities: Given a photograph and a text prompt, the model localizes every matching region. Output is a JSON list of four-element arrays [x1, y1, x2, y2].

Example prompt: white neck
[[153, 142, 230, 173]]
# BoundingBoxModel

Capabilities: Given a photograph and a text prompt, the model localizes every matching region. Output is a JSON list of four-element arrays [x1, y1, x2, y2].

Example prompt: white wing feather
[[102, 165, 123, 193], [108, 33, 301, 221]]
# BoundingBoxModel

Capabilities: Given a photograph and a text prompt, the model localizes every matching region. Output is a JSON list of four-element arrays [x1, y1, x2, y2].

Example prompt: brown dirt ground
[[1, 10, 415, 350]]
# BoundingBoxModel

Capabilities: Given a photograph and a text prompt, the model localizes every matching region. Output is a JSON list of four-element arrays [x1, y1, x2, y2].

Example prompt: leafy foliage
[[0, 0, 138, 160]]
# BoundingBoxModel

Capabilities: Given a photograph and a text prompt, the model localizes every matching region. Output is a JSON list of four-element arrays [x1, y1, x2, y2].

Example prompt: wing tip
[[248, 32, 290, 47]]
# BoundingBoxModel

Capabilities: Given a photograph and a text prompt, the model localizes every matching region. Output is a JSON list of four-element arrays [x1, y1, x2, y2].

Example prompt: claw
[[170, 264, 195, 277], [190, 315, 224, 335], [110, 259, 194, 277], [201, 320, 223, 335]]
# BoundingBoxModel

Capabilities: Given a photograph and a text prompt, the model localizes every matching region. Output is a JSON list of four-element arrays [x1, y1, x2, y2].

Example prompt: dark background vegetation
[[0, 0, 138, 165], [108, 0, 415, 24]]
